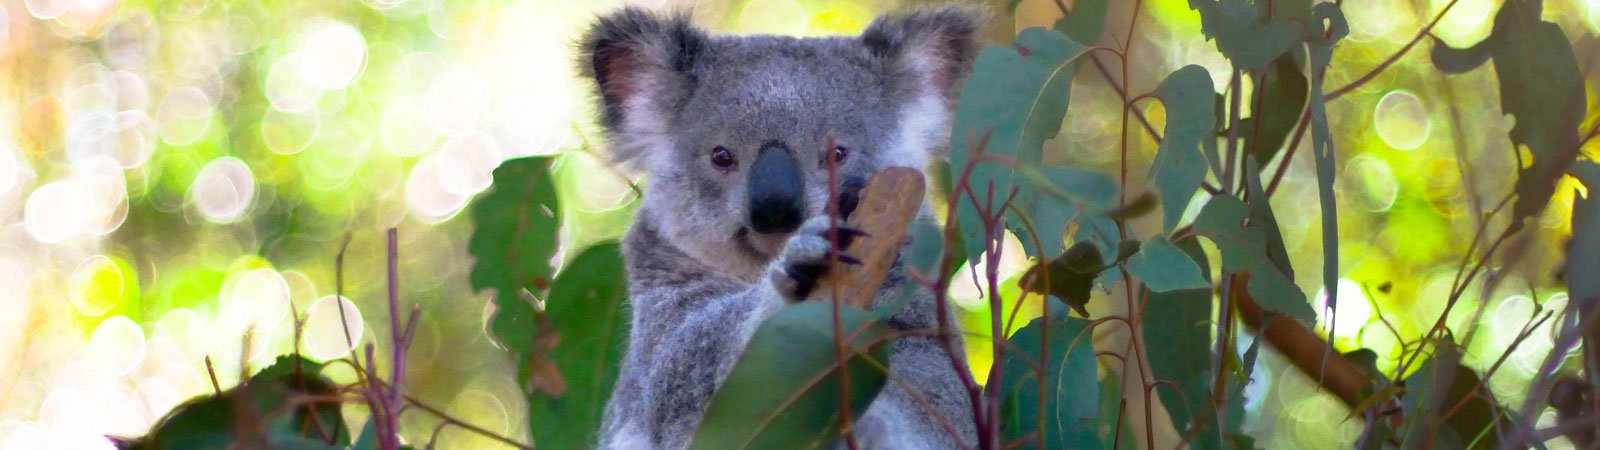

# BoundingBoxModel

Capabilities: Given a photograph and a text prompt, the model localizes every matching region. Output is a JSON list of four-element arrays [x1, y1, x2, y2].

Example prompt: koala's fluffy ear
[[862, 7, 982, 106], [580, 7, 706, 163]]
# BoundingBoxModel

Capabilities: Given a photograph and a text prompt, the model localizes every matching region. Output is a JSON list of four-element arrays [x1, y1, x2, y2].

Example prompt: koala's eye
[[710, 146, 736, 169], [826, 146, 849, 165]]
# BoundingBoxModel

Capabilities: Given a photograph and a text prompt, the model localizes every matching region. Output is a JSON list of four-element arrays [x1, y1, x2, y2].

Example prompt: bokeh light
[[303, 295, 364, 361], [1373, 90, 1430, 150], [190, 157, 256, 223], [1342, 154, 1399, 212], [1315, 278, 1373, 342]]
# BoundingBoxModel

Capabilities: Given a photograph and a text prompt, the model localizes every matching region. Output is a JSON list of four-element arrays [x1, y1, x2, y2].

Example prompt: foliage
[[1430, 0, 1586, 232], [470, 156, 627, 449], [689, 303, 891, 450], [1145, 65, 1218, 233], [93, 0, 1600, 449], [521, 244, 630, 450], [1192, 159, 1314, 322], [948, 26, 1109, 261], [993, 312, 1100, 449], [116, 356, 349, 450]]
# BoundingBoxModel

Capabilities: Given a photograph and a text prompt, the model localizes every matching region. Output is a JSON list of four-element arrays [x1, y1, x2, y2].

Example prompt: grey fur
[[581, 6, 982, 449]]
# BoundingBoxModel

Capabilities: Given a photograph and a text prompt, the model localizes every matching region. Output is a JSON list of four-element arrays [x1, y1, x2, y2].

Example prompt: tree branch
[[1230, 274, 1369, 408]]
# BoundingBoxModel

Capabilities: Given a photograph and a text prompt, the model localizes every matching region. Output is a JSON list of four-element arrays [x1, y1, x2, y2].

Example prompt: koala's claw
[[829, 251, 862, 265], [769, 216, 860, 302], [836, 176, 868, 219], [833, 227, 870, 243]]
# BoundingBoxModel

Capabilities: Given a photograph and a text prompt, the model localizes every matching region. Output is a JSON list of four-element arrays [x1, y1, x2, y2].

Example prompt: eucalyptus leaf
[[1430, 0, 1585, 232], [1140, 238, 1223, 448], [1127, 236, 1209, 293], [119, 356, 347, 450], [525, 242, 630, 450], [1305, 2, 1347, 342], [1187, 0, 1305, 70], [1192, 159, 1313, 322], [995, 312, 1101, 450], [1235, 54, 1308, 165], [1430, 39, 1491, 74], [1399, 343, 1509, 450], [950, 27, 1093, 261], [469, 156, 563, 298], [1567, 161, 1600, 311], [1052, 0, 1108, 46], [1018, 241, 1106, 317], [1146, 65, 1218, 233], [688, 302, 892, 450], [1072, 213, 1124, 292]]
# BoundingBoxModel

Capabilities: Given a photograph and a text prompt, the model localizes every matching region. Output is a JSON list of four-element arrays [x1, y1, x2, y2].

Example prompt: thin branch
[[1091, 55, 1163, 145], [401, 392, 536, 450], [1323, 0, 1462, 100], [205, 356, 222, 395], [1264, 109, 1311, 197]]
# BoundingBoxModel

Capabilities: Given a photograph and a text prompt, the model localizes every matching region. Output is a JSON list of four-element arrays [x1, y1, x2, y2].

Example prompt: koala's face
[[582, 8, 978, 279]]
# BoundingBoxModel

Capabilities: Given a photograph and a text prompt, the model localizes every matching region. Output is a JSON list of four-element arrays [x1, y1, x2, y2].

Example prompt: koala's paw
[[767, 216, 867, 302]]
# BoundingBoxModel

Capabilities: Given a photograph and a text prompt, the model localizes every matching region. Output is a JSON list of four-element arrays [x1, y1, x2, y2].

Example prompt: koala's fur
[[579, 6, 981, 449]]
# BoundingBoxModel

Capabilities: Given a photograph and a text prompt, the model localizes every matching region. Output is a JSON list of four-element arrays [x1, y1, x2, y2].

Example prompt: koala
[[579, 6, 981, 449]]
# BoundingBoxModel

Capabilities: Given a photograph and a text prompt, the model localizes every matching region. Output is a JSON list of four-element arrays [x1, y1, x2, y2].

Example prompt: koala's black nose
[[747, 143, 805, 234]]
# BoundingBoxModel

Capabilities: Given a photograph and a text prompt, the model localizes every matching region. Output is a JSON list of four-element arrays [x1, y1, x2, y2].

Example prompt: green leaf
[[950, 27, 1093, 261], [522, 242, 630, 450], [1569, 161, 1600, 306], [1052, 0, 1108, 46], [1398, 343, 1508, 450], [122, 356, 348, 450], [1305, 2, 1347, 343], [1015, 166, 1120, 258], [1429, 38, 1491, 74], [1127, 236, 1209, 294], [1235, 54, 1308, 165], [1432, 0, 1586, 232], [1096, 373, 1137, 448], [1146, 65, 1218, 233], [469, 156, 562, 298], [1230, 434, 1258, 450], [879, 218, 949, 320], [689, 302, 892, 450], [1192, 158, 1313, 322], [1072, 213, 1123, 292], [1140, 238, 1219, 448], [995, 312, 1101, 450], [352, 421, 376, 450], [1187, 0, 1305, 70], [1019, 241, 1110, 317]]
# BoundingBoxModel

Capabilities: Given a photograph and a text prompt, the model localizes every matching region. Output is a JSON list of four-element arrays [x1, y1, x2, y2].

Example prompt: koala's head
[[581, 7, 979, 279]]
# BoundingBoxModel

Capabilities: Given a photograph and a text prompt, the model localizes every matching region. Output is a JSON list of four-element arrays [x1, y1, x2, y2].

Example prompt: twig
[[1223, 70, 1242, 193], [822, 134, 861, 450], [1438, 310, 1552, 423], [934, 130, 997, 448], [1323, 0, 1462, 100], [1264, 109, 1311, 197], [1091, 55, 1163, 145], [205, 356, 222, 395]]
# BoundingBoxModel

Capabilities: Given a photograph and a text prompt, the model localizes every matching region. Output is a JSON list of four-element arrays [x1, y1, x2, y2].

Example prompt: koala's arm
[[599, 221, 793, 449]]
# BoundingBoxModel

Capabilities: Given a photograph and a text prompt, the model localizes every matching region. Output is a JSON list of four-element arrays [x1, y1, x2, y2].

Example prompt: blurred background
[[0, 0, 1594, 448]]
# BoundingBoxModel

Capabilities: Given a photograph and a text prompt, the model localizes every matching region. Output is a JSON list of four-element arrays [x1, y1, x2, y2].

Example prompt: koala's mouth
[[735, 226, 791, 260]]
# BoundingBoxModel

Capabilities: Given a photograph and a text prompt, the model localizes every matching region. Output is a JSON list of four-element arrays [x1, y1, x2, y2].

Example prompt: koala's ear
[[580, 8, 706, 149], [861, 6, 982, 104]]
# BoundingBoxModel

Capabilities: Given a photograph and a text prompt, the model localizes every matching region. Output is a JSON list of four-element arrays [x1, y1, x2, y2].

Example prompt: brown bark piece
[[817, 167, 926, 310], [1231, 273, 1369, 408]]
